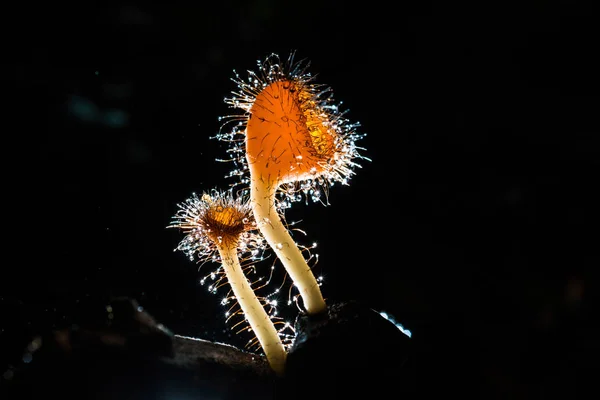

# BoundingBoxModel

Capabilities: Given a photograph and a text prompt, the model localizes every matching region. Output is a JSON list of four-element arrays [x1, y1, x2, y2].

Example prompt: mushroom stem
[[250, 177, 327, 315], [217, 243, 287, 376]]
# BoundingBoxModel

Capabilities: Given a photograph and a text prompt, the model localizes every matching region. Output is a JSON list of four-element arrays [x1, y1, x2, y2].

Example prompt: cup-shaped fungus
[[217, 53, 368, 315], [168, 189, 287, 375]]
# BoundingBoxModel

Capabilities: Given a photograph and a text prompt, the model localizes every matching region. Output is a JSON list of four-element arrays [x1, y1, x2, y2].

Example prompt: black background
[[2, 1, 598, 398]]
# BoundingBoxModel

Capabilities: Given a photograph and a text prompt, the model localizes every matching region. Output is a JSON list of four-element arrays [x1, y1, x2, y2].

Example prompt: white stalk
[[250, 177, 327, 315], [217, 244, 287, 376]]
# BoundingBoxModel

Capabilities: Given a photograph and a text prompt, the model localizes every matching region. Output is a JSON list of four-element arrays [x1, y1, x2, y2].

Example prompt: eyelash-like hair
[[214, 51, 369, 211]]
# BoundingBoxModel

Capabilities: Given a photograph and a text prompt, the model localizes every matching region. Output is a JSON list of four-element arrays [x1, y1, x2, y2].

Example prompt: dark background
[[2, 1, 598, 398]]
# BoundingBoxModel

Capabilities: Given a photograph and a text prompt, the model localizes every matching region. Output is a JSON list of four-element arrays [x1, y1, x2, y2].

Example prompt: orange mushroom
[[217, 53, 368, 315], [168, 189, 288, 375]]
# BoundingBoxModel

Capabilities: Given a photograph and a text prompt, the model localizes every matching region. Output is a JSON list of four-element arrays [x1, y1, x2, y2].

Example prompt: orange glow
[[246, 80, 335, 185], [204, 205, 248, 247]]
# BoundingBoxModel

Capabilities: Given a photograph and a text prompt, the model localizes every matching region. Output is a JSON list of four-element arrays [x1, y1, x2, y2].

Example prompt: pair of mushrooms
[[169, 53, 366, 375]]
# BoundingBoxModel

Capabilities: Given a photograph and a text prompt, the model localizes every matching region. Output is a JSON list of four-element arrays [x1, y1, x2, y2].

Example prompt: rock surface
[[0, 298, 413, 399]]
